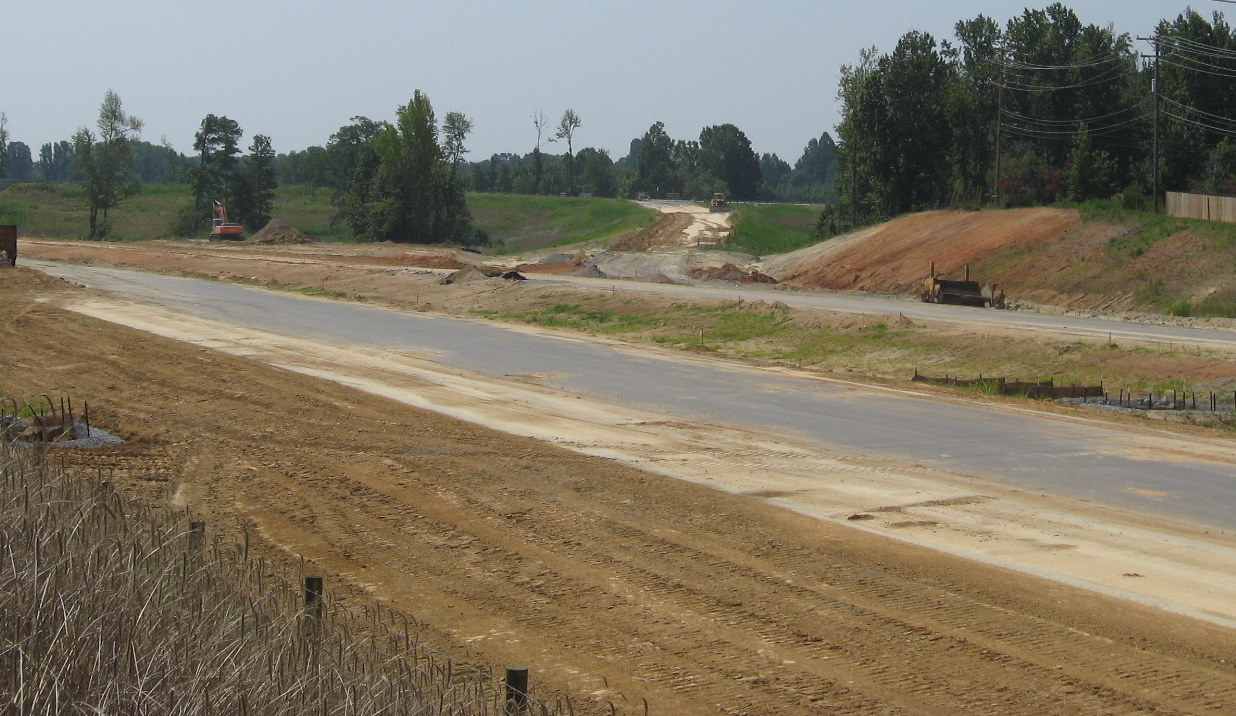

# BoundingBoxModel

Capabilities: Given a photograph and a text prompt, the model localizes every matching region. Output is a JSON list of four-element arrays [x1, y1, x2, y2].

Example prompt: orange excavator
[[210, 200, 244, 240]]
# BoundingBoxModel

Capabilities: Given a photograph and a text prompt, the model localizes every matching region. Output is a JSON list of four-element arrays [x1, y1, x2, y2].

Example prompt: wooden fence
[[1166, 191, 1236, 223], [911, 370, 1104, 399]]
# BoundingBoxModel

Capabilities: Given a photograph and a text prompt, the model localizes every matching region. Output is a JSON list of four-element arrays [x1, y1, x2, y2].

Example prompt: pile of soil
[[515, 253, 585, 275], [688, 263, 777, 284], [440, 265, 526, 284], [572, 264, 608, 278], [395, 254, 468, 269], [247, 219, 318, 245]]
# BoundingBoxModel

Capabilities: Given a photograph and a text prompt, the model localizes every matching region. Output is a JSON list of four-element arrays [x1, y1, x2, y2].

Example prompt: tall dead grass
[[0, 443, 567, 714]]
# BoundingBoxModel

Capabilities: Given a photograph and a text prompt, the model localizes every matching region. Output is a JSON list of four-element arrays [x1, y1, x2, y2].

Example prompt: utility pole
[[994, 47, 1007, 206], [1140, 34, 1162, 213]]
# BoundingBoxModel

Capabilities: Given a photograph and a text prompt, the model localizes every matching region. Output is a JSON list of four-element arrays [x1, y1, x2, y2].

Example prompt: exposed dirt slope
[[767, 208, 1080, 293], [7, 267, 1236, 714]]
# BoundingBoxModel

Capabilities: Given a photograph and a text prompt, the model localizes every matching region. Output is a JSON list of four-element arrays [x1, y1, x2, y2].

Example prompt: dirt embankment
[[766, 208, 1080, 293], [6, 267, 1236, 714], [763, 206, 1236, 314]]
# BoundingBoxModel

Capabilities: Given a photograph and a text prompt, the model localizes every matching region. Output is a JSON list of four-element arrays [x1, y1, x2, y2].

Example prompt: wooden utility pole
[[1140, 35, 1162, 213], [993, 47, 1008, 205]]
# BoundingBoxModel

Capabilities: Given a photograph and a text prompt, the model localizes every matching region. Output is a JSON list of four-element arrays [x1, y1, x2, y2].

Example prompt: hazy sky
[[4, 1, 1218, 163]]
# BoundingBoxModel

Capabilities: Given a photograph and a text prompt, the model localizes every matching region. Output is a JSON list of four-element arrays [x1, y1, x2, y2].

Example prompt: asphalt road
[[34, 261, 1236, 530]]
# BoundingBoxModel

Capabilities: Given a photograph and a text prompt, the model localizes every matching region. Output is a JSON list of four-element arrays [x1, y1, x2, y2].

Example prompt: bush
[[1121, 186, 1149, 212], [1167, 300, 1193, 317]]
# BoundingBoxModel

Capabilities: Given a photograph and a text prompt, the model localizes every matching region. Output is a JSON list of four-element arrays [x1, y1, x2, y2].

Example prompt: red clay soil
[[779, 208, 1078, 293]]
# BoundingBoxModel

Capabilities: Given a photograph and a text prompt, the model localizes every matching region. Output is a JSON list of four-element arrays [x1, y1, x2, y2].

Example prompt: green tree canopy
[[635, 121, 675, 196], [193, 114, 243, 213], [698, 123, 762, 200], [73, 90, 143, 239], [335, 91, 476, 245], [234, 134, 277, 229]]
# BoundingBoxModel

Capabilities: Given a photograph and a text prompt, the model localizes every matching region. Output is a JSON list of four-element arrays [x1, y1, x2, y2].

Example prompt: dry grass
[[0, 442, 570, 715]]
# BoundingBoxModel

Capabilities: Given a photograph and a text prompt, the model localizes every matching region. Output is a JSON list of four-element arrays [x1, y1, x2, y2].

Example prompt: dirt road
[[5, 265, 1236, 714]]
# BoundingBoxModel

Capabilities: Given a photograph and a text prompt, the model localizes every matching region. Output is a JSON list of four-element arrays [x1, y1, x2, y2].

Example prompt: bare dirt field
[[6, 249, 1236, 714]]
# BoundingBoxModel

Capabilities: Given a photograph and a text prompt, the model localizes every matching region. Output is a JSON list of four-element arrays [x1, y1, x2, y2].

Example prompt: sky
[[4, 1, 1221, 164]]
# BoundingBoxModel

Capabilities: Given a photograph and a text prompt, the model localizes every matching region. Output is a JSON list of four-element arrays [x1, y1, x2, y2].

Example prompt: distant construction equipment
[[921, 262, 1004, 308], [1, 225, 16, 266], [710, 193, 728, 211], [210, 200, 244, 241]]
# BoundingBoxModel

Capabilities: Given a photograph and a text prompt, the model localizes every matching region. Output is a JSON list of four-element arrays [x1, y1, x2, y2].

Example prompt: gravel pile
[[3, 422, 127, 449], [49, 424, 124, 448]]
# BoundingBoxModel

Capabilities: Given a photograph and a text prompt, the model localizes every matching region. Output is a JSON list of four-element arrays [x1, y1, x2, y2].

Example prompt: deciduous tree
[[698, 123, 762, 200], [73, 91, 143, 239], [338, 91, 476, 245], [636, 121, 675, 196], [0, 112, 8, 178], [553, 109, 582, 194]]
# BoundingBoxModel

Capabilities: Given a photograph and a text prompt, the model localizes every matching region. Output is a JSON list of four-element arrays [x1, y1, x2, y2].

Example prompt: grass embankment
[[469, 194, 654, 254], [0, 442, 560, 714], [465, 286, 1236, 401], [972, 198, 1236, 317], [722, 203, 821, 255], [0, 182, 653, 251], [0, 183, 350, 241]]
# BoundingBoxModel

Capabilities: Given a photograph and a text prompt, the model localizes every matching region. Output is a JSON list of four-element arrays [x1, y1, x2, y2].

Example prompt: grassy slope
[[0, 183, 652, 250], [0, 182, 350, 241], [970, 199, 1236, 317], [468, 194, 654, 254], [722, 203, 820, 255]]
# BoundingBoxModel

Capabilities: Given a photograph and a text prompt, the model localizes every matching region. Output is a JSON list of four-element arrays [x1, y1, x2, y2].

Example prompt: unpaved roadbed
[[6, 267, 1236, 714]]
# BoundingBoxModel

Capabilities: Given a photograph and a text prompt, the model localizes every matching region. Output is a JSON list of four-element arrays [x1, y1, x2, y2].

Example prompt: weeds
[[0, 443, 568, 714]]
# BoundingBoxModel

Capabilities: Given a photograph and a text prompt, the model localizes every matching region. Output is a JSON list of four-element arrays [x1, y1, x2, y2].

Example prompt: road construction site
[[7, 203, 1236, 714]]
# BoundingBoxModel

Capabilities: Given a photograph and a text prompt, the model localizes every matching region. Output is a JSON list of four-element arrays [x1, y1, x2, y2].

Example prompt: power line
[[1159, 96, 1236, 128], [999, 104, 1144, 127]]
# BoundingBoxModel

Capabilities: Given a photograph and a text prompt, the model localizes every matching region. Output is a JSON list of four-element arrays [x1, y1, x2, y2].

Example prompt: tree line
[[4, 3, 1232, 245], [822, 4, 1236, 236], [277, 114, 838, 205]]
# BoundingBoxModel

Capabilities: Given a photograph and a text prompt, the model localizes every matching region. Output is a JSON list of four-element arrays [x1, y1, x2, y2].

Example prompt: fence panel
[[1166, 191, 1236, 223]]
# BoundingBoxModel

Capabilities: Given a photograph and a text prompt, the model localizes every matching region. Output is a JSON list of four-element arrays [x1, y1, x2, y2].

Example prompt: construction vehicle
[[0, 225, 16, 266], [710, 193, 728, 211], [210, 200, 244, 241], [921, 262, 1005, 308]]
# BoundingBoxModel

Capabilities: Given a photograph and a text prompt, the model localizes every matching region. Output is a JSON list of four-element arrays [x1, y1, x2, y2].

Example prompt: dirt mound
[[572, 264, 608, 278], [396, 254, 468, 269], [247, 219, 318, 245], [515, 253, 585, 274], [688, 263, 778, 284], [768, 208, 1078, 294], [440, 265, 525, 284]]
